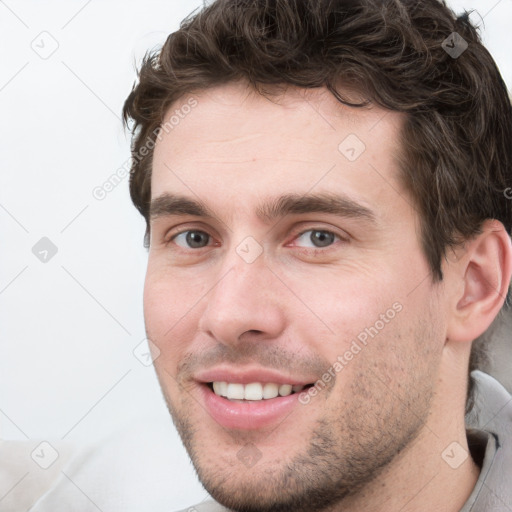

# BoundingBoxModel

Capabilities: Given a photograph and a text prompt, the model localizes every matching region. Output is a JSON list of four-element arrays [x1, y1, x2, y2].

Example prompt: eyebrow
[[150, 192, 376, 224]]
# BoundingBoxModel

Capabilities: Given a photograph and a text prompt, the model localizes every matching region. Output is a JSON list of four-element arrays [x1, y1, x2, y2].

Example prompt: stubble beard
[[160, 361, 436, 512]]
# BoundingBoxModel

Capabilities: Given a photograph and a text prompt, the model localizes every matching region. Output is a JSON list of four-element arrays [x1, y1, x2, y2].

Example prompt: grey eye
[[296, 230, 337, 248], [173, 230, 211, 249], [310, 230, 335, 247]]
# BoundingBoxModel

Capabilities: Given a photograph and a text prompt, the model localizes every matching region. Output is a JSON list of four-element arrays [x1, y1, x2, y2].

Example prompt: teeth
[[212, 381, 305, 401], [278, 384, 292, 397], [213, 381, 228, 397], [226, 383, 245, 400], [262, 383, 279, 399], [244, 383, 263, 400]]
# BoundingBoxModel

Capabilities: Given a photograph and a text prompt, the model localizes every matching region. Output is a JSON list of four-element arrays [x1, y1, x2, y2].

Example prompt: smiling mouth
[[207, 381, 314, 402]]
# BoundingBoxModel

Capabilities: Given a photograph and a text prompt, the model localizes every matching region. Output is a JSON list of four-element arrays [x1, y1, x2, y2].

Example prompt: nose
[[197, 249, 287, 346]]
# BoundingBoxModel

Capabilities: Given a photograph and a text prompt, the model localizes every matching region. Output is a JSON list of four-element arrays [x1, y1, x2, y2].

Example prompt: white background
[[0, 0, 511, 505]]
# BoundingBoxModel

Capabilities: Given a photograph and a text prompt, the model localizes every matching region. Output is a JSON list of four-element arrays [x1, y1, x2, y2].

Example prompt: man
[[122, 0, 512, 510]]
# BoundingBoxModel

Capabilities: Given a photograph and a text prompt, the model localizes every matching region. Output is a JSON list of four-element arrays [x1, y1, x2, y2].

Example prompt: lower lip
[[200, 384, 302, 430]]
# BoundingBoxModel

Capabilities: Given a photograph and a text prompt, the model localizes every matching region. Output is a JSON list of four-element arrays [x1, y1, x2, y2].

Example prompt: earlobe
[[447, 220, 512, 343]]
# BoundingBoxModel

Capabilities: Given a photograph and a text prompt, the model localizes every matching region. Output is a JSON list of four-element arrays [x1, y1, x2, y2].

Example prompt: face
[[145, 82, 447, 511]]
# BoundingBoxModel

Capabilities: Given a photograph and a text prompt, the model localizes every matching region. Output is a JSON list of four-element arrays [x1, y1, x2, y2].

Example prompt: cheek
[[299, 267, 395, 327], [143, 266, 204, 364], [301, 264, 431, 369]]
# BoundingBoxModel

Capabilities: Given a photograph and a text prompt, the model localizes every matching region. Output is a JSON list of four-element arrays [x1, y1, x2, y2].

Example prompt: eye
[[171, 230, 212, 249], [293, 229, 340, 248]]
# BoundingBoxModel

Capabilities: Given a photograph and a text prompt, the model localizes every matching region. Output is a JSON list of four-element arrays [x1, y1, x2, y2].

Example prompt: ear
[[446, 219, 512, 343]]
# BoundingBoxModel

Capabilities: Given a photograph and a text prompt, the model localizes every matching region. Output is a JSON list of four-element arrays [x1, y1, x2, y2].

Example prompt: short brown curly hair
[[123, 0, 512, 412]]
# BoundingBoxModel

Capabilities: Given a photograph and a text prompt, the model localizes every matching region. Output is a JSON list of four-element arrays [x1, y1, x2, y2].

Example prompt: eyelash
[[165, 227, 347, 254]]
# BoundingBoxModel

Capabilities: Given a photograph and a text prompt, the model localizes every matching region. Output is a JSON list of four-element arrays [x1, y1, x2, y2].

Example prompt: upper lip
[[195, 366, 315, 386]]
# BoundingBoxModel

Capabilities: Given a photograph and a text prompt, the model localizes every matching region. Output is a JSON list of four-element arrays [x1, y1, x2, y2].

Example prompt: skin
[[144, 81, 511, 511]]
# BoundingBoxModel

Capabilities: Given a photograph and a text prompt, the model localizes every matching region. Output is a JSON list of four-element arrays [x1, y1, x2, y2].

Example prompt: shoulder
[[175, 500, 230, 512], [466, 370, 512, 434], [28, 414, 205, 511], [464, 371, 512, 510], [0, 439, 77, 512]]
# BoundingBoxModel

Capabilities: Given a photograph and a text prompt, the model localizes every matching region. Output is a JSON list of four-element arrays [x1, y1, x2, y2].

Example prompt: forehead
[[151, 81, 406, 218]]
